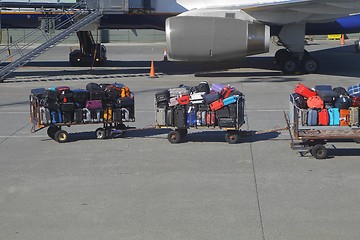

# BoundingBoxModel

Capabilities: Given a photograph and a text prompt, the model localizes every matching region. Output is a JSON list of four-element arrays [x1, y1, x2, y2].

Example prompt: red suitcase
[[307, 96, 324, 109], [177, 95, 190, 105], [209, 99, 224, 111], [318, 109, 329, 126], [221, 86, 234, 99], [294, 83, 316, 98], [206, 111, 216, 126]]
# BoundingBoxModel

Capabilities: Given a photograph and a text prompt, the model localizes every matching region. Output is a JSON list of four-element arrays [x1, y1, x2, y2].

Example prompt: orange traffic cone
[[149, 60, 157, 78], [341, 34, 345, 45], [163, 48, 168, 61]]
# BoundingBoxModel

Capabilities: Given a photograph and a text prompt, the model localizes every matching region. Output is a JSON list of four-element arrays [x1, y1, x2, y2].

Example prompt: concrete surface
[[0, 40, 360, 240]]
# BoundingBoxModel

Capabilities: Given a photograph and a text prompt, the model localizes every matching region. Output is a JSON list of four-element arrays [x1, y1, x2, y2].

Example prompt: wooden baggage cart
[[30, 94, 135, 143], [285, 95, 360, 159], [155, 96, 245, 144]]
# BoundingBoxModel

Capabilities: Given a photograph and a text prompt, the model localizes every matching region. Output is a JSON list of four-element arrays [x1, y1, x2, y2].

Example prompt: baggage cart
[[285, 94, 360, 159], [30, 93, 135, 143], [155, 96, 245, 144]]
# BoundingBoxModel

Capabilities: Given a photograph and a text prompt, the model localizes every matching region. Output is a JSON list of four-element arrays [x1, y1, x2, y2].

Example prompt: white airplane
[[152, 0, 360, 74]]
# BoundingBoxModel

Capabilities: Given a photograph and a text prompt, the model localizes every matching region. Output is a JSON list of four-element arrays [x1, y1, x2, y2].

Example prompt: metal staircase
[[0, 2, 103, 82]]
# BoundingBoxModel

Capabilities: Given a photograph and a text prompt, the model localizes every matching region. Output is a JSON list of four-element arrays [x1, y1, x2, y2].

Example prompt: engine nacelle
[[166, 16, 270, 61]]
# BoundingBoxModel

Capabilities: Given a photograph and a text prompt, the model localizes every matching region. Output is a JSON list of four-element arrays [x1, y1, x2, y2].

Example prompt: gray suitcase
[[156, 108, 166, 126], [39, 107, 51, 125], [166, 108, 174, 126], [298, 109, 308, 126], [307, 109, 318, 126], [349, 107, 359, 127]]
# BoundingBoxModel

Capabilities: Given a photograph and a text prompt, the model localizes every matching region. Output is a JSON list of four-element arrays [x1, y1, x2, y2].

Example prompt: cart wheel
[[167, 131, 182, 144], [95, 128, 107, 139], [54, 130, 68, 143], [225, 131, 239, 144], [47, 125, 60, 139], [178, 129, 188, 138], [311, 144, 328, 159]]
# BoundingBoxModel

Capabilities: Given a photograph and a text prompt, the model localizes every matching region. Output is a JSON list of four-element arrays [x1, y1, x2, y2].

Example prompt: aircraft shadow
[[327, 148, 360, 158]]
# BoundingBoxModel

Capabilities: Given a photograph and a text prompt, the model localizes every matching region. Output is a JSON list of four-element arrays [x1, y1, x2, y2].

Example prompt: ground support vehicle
[[286, 98, 360, 159], [156, 96, 245, 144]]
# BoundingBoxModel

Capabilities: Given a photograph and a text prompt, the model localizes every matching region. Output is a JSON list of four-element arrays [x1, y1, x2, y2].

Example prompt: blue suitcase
[[328, 108, 340, 126], [223, 96, 238, 106], [51, 111, 63, 124], [307, 109, 318, 126]]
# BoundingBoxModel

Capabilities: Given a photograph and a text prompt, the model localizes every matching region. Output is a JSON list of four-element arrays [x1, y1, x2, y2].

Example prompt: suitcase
[[42, 99, 60, 111], [198, 103, 209, 111], [201, 111, 207, 126], [328, 108, 340, 126], [169, 97, 178, 107], [315, 85, 332, 91], [39, 107, 51, 125], [103, 107, 113, 121], [318, 109, 329, 126], [221, 86, 234, 99], [298, 109, 308, 126], [190, 92, 205, 104], [333, 87, 348, 96], [335, 96, 352, 109], [121, 108, 130, 121], [74, 109, 83, 123], [218, 118, 236, 128], [317, 90, 338, 103], [177, 95, 190, 105], [229, 104, 238, 120], [174, 106, 187, 128], [63, 111, 74, 123], [44, 90, 58, 100], [91, 109, 102, 122], [340, 109, 350, 126], [196, 111, 202, 126], [211, 83, 225, 93], [294, 83, 316, 98], [116, 97, 134, 108], [307, 96, 324, 109], [55, 86, 71, 93], [31, 88, 46, 99], [223, 96, 238, 106], [187, 107, 197, 127], [156, 108, 166, 126], [229, 90, 243, 97], [73, 89, 90, 107], [216, 106, 230, 118], [86, 82, 102, 91], [113, 109, 122, 122], [206, 111, 216, 126], [166, 108, 174, 126], [82, 108, 92, 123], [169, 88, 189, 98], [209, 99, 224, 111], [351, 96, 360, 107], [85, 100, 102, 110], [60, 102, 75, 112], [89, 90, 106, 100], [204, 92, 220, 104], [51, 110, 63, 124], [105, 87, 122, 100], [348, 84, 360, 97], [349, 107, 359, 127], [307, 109, 318, 126], [290, 93, 307, 109]]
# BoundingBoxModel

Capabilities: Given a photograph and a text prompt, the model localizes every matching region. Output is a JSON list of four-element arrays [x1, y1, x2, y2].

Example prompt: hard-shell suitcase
[[85, 100, 102, 110], [340, 109, 350, 126], [211, 83, 225, 93], [39, 107, 51, 125], [174, 106, 187, 128], [333, 87, 348, 96], [155, 90, 170, 103], [51, 110, 63, 124], [328, 108, 340, 126], [307, 109, 318, 126], [209, 99, 224, 111], [156, 108, 166, 126], [103, 107, 113, 121], [223, 96, 238, 106], [166, 108, 174, 126], [113, 109, 122, 122], [349, 107, 359, 127], [190, 92, 205, 104], [317, 90, 338, 103], [204, 92, 220, 104], [60, 102, 75, 112], [318, 109, 329, 126], [298, 109, 308, 126], [63, 111, 74, 123], [335, 96, 352, 109], [187, 107, 196, 127], [206, 111, 216, 126], [201, 111, 207, 126], [216, 106, 230, 118], [348, 84, 360, 97], [307, 96, 324, 109], [74, 109, 83, 123], [294, 83, 316, 98], [218, 118, 236, 128], [169, 88, 189, 98], [221, 86, 234, 99]]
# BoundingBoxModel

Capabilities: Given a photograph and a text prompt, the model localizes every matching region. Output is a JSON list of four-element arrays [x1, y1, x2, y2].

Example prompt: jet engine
[[166, 16, 270, 61]]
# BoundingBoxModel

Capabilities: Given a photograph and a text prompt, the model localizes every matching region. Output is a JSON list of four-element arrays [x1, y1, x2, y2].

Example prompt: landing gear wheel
[[311, 144, 328, 159], [178, 129, 188, 138], [54, 130, 69, 143], [225, 131, 240, 144], [302, 56, 319, 74], [167, 130, 182, 144], [47, 125, 60, 139], [281, 57, 299, 74], [95, 128, 107, 139], [275, 49, 290, 64]]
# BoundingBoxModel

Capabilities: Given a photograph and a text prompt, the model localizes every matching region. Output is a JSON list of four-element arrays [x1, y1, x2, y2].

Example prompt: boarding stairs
[[0, 2, 103, 82]]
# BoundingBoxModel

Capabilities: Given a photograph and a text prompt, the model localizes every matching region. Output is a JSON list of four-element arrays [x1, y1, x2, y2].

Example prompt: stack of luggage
[[291, 83, 360, 127], [155, 81, 245, 129], [30, 82, 135, 126]]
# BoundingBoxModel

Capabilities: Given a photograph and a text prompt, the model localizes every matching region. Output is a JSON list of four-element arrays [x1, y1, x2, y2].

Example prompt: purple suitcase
[[211, 83, 225, 93]]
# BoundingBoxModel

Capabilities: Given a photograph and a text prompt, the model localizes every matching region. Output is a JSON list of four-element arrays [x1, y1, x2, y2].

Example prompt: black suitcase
[[229, 104, 238, 119], [216, 106, 230, 118], [333, 87, 349, 96], [42, 99, 60, 111], [61, 102, 75, 112], [31, 88, 46, 99], [218, 118, 236, 128], [116, 97, 134, 107], [74, 109, 83, 123], [58, 91, 74, 103], [89, 90, 106, 100], [166, 107, 174, 126], [155, 90, 170, 103], [113, 109, 122, 122], [73, 89, 90, 103], [174, 106, 187, 128], [44, 90, 58, 100], [63, 111, 74, 123], [290, 93, 307, 109], [317, 90, 338, 103], [157, 101, 168, 109]]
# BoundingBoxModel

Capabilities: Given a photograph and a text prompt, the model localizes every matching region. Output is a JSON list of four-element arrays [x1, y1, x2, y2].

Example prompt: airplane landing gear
[[275, 49, 319, 74]]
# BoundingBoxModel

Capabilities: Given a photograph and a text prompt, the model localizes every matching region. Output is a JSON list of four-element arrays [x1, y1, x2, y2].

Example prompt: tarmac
[[0, 40, 360, 240]]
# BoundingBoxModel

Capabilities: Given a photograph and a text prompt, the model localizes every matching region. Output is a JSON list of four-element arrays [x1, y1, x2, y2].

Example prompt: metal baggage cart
[[285, 94, 360, 159], [30, 93, 135, 143], [155, 96, 245, 144]]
